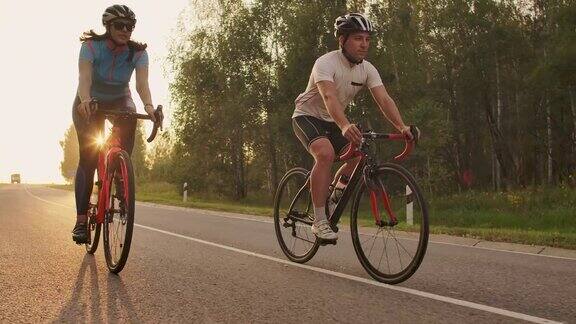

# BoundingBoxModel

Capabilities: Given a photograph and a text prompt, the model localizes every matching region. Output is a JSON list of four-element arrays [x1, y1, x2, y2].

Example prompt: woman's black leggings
[[72, 96, 136, 215]]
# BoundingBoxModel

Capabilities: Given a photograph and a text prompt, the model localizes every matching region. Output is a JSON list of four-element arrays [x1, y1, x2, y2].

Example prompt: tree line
[[62, 0, 576, 201]]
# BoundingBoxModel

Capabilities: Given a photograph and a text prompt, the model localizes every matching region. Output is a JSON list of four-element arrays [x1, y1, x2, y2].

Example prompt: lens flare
[[94, 134, 106, 146]]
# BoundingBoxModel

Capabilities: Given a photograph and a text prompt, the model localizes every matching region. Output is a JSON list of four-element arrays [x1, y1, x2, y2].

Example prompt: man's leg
[[309, 138, 335, 220], [308, 138, 338, 241], [333, 156, 362, 184], [291, 116, 337, 240]]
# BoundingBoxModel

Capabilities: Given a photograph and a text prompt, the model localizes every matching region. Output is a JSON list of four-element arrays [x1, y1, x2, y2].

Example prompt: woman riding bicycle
[[72, 4, 158, 244]]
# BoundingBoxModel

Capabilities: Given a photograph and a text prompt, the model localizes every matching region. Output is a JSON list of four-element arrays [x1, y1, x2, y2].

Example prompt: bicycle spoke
[[291, 228, 297, 251], [366, 228, 380, 259], [114, 217, 120, 261], [384, 229, 391, 274], [377, 229, 385, 269], [387, 228, 414, 260], [394, 232, 403, 270]]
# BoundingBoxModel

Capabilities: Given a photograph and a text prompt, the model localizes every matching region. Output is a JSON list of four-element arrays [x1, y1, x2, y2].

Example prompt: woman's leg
[[115, 95, 137, 155], [72, 96, 104, 224]]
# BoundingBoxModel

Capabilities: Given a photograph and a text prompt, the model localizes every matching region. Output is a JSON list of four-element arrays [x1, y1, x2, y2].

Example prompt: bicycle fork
[[365, 169, 398, 227]]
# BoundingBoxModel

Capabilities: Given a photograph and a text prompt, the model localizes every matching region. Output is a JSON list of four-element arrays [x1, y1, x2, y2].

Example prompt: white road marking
[[135, 223, 561, 324], [26, 186, 576, 261], [24, 186, 565, 323], [24, 187, 576, 261], [137, 201, 576, 262]]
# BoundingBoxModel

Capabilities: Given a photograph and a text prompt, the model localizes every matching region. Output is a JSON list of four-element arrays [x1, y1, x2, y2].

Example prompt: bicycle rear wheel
[[85, 203, 101, 254], [350, 163, 429, 284], [273, 167, 319, 263], [103, 150, 135, 274]]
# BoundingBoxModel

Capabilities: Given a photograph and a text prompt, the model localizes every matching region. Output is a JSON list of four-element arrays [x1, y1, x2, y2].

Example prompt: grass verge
[[48, 182, 576, 249]]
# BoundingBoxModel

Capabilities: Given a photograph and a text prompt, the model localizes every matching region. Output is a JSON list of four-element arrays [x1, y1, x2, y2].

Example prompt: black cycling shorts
[[292, 115, 349, 155]]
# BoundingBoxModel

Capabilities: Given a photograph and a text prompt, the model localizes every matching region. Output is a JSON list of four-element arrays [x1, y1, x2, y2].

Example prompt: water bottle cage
[[330, 187, 344, 204]]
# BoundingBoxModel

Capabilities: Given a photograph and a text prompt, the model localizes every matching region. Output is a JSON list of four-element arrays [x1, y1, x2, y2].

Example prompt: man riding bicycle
[[292, 13, 418, 242], [72, 5, 160, 244]]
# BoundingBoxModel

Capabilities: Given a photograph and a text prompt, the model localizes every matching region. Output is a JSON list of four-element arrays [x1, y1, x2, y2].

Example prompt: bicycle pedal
[[72, 237, 88, 245], [319, 238, 337, 246]]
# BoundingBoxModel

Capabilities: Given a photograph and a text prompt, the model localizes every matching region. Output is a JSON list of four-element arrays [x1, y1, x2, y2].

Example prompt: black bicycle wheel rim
[[85, 210, 101, 254], [103, 150, 135, 274], [350, 163, 429, 284], [85, 183, 102, 254], [273, 167, 320, 263]]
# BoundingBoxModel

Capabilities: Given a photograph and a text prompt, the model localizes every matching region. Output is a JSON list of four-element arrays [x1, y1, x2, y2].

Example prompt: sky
[[0, 1, 189, 183]]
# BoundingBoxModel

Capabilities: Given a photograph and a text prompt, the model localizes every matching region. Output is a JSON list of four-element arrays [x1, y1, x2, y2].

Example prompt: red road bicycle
[[274, 128, 429, 284], [84, 103, 163, 273]]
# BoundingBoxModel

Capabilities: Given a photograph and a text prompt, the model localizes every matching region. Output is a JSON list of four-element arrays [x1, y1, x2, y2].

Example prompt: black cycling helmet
[[334, 13, 374, 64], [102, 4, 136, 26], [334, 13, 374, 38]]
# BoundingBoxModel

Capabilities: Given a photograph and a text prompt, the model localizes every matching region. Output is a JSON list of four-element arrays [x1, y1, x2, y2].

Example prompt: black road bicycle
[[273, 129, 429, 284]]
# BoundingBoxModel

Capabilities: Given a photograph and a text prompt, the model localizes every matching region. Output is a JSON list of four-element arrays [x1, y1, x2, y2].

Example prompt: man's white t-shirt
[[292, 50, 383, 122]]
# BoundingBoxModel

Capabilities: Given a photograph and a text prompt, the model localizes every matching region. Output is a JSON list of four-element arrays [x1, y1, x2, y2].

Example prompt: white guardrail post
[[183, 182, 188, 203], [406, 185, 413, 225]]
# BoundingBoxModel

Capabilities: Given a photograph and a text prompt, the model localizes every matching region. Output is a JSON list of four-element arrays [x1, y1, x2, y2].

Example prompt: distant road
[[0, 184, 574, 323]]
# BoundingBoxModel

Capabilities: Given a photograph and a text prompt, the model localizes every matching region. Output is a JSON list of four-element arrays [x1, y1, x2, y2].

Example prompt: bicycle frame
[[286, 132, 413, 231], [329, 133, 413, 229], [94, 126, 128, 224], [88, 104, 162, 225], [326, 155, 366, 230]]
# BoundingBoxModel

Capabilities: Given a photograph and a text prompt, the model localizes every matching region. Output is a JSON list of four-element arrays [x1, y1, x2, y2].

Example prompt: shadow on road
[[106, 272, 141, 322], [56, 254, 140, 322], [56, 254, 103, 322]]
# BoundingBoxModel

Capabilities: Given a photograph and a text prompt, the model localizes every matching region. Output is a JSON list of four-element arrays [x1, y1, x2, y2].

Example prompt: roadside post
[[183, 182, 188, 203], [406, 185, 413, 225]]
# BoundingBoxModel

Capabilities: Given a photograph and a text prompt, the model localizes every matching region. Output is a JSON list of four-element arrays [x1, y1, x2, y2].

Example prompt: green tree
[[132, 121, 149, 180], [60, 124, 78, 183], [158, 0, 576, 201]]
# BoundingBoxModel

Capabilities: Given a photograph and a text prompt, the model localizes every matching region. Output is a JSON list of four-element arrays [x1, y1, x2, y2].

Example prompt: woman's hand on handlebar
[[144, 104, 157, 123], [77, 99, 96, 120]]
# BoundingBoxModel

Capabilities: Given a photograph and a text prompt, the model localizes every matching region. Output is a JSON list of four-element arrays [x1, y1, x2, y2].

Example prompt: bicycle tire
[[273, 167, 320, 263], [350, 162, 429, 284], [85, 204, 101, 254], [103, 150, 135, 274]]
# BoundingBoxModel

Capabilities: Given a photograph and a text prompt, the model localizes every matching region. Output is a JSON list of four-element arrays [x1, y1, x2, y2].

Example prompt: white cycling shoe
[[311, 220, 338, 241]]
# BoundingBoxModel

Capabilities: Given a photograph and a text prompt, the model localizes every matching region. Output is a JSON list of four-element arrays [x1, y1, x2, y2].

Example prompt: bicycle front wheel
[[350, 163, 429, 284], [103, 150, 135, 274], [273, 167, 319, 263]]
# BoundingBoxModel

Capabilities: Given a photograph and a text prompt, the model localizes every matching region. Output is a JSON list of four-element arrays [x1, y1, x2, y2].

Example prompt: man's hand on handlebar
[[342, 123, 362, 146], [400, 125, 420, 144]]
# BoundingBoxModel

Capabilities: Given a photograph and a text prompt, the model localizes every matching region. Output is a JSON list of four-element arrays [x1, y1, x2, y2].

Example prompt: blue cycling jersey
[[79, 39, 148, 101]]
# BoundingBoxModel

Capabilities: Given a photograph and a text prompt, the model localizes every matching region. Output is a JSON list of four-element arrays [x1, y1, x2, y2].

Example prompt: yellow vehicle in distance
[[11, 173, 21, 184]]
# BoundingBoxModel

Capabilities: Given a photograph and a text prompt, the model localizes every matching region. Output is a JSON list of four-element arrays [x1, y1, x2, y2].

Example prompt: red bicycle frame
[[338, 133, 415, 226], [89, 104, 162, 224], [95, 127, 128, 224]]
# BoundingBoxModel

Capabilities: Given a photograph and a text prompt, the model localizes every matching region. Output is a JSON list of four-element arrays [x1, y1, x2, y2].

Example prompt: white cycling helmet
[[334, 13, 374, 37], [102, 4, 136, 26]]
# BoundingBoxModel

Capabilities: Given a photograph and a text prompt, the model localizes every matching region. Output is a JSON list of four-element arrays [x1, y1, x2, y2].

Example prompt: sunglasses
[[111, 21, 135, 32]]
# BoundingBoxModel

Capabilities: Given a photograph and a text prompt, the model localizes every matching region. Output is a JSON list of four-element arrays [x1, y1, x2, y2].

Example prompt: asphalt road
[[1, 184, 574, 323]]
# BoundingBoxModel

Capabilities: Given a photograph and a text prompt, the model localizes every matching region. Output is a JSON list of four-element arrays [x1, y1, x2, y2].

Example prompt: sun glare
[[94, 134, 106, 147]]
